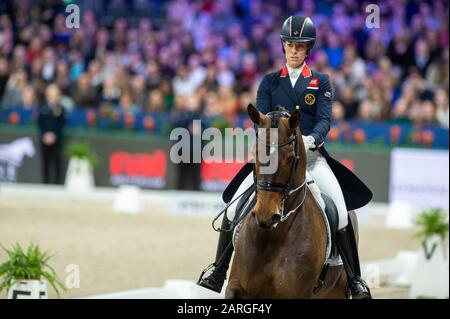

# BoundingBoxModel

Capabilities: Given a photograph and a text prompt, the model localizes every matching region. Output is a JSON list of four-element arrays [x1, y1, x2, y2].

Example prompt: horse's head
[[248, 104, 306, 229]]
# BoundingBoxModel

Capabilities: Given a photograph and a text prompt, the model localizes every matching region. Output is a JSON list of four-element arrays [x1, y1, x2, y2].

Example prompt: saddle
[[320, 192, 339, 259]]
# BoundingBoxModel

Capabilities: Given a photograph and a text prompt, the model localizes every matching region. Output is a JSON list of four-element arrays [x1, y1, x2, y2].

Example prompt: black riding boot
[[197, 215, 234, 293], [336, 223, 372, 299]]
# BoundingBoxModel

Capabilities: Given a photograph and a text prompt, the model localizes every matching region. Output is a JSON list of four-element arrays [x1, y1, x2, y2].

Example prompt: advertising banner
[[389, 148, 449, 210]]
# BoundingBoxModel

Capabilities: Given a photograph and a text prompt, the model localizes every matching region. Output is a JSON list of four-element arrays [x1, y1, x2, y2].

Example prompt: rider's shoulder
[[311, 70, 330, 83], [259, 67, 289, 86], [310, 69, 330, 82], [264, 70, 282, 82]]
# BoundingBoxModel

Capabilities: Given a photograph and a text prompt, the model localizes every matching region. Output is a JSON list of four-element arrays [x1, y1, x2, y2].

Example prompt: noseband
[[255, 111, 307, 222]]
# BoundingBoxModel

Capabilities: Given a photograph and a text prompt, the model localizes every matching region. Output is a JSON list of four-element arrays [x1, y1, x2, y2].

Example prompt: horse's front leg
[[224, 259, 246, 299], [225, 280, 244, 299]]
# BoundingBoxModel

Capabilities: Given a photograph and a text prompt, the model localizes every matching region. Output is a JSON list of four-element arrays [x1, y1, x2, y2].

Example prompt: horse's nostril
[[251, 211, 256, 218], [271, 214, 281, 224]]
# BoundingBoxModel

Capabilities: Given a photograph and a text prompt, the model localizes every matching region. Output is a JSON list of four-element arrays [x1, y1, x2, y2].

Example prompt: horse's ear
[[247, 104, 262, 125], [289, 109, 300, 130]]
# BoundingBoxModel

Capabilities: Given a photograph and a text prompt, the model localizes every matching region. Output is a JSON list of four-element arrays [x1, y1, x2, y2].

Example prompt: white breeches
[[306, 150, 348, 229], [225, 171, 255, 222], [226, 150, 349, 230]]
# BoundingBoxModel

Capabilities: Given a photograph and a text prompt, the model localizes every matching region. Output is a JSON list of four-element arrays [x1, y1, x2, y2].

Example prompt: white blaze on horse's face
[[257, 128, 279, 175]]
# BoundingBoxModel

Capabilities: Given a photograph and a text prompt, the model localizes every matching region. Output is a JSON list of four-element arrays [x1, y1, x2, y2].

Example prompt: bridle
[[254, 110, 307, 222]]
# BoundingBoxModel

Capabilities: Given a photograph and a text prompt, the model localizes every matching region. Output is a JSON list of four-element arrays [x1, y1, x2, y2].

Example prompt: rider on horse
[[198, 15, 373, 299]]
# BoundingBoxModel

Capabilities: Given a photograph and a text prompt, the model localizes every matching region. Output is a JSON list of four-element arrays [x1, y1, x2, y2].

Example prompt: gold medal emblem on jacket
[[305, 93, 315, 105]]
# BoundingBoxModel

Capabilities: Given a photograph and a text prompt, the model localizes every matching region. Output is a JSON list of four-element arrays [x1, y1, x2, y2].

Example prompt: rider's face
[[284, 41, 308, 68]]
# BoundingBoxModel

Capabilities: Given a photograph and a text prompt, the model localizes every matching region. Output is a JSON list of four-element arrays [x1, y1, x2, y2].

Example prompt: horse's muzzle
[[252, 211, 281, 229]]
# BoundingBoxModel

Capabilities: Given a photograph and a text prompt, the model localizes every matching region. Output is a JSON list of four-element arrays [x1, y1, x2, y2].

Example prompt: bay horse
[[225, 104, 358, 299]]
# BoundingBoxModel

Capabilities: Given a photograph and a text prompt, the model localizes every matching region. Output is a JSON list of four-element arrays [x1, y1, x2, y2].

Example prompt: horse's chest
[[245, 252, 302, 294]]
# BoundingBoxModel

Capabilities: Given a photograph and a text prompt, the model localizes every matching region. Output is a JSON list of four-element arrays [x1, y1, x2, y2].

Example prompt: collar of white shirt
[[286, 63, 305, 87]]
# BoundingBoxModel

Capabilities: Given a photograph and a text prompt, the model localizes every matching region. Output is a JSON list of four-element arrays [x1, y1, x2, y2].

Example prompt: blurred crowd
[[0, 0, 448, 129]]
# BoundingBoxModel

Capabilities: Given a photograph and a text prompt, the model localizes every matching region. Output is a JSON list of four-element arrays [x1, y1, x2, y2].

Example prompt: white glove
[[302, 135, 316, 152]]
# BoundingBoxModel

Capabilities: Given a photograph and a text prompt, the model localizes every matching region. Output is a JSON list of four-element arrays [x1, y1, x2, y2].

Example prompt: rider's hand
[[42, 132, 56, 145], [302, 135, 316, 152]]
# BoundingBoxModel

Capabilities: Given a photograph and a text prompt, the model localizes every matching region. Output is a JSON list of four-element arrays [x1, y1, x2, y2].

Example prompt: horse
[[225, 104, 358, 299]]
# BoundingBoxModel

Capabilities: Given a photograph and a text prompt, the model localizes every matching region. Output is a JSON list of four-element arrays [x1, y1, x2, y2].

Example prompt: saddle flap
[[222, 162, 254, 203], [321, 192, 339, 256], [232, 186, 256, 249]]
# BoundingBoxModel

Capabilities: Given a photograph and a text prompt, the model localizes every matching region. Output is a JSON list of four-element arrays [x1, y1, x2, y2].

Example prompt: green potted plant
[[0, 243, 66, 299], [410, 208, 449, 298], [415, 208, 448, 253], [64, 142, 99, 192]]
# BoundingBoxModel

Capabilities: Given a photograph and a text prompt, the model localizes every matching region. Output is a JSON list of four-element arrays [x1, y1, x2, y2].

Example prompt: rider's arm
[[310, 74, 333, 148], [256, 75, 271, 114]]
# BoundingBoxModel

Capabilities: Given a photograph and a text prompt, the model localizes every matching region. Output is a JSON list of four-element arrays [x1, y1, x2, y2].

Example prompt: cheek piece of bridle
[[254, 112, 308, 223]]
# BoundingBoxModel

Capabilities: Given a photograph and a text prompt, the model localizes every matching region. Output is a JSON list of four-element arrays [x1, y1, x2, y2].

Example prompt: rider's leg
[[306, 152, 348, 229], [225, 171, 255, 221], [307, 151, 371, 299], [197, 215, 234, 293], [197, 172, 254, 293]]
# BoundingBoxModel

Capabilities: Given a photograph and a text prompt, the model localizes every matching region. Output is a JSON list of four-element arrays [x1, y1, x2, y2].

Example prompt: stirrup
[[197, 263, 215, 284]]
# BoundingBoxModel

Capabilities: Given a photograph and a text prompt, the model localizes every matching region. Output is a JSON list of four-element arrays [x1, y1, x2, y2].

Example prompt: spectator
[[173, 65, 197, 96], [358, 100, 377, 122], [20, 85, 38, 110], [130, 75, 147, 107], [41, 47, 56, 82], [434, 88, 449, 128], [218, 85, 238, 117], [145, 60, 162, 91], [37, 84, 66, 184], [237, 91, 253, 115], [332, 101, 345, 121], [70, 73, 98, 108], [1, 68, 28, 108], [413, 38, 433, 76], [203, 91, 223, 118], [337, 86, 358, 120], [100, 77, 121, 106], [426, 46, 449, 89], [54, 60, 71, 95], [201, 65, 219, 93], [117, 91, 138, 115], [0, 0, 447, 147], [146, 89, 166, 112], [421, 100, 437, 125], [158, 79, 174, 111], [0, 55, 10, 104]]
